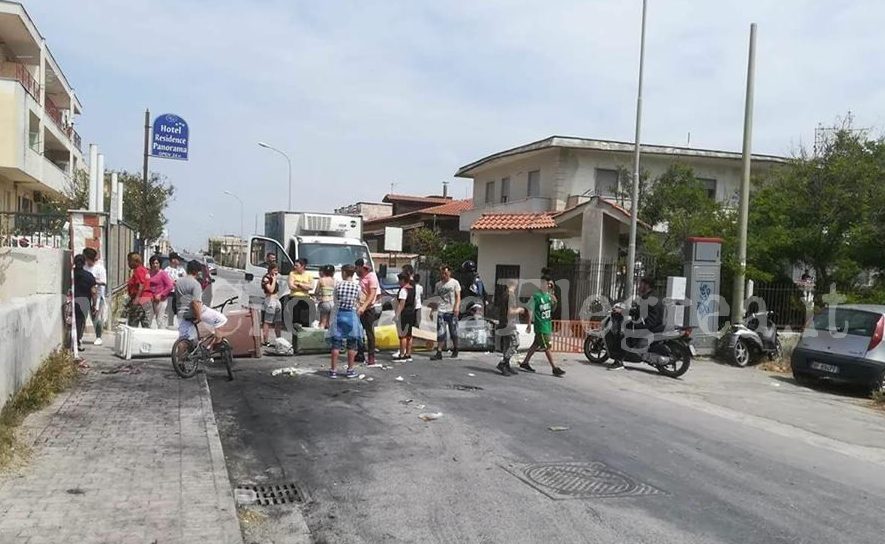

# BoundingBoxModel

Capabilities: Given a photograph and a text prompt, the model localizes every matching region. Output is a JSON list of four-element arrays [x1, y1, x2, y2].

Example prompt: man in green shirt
[[520, 275, 566, 377]]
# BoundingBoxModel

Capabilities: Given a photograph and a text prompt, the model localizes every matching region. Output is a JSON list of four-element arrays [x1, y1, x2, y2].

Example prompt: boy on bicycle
[[176, 260, 228, 343]]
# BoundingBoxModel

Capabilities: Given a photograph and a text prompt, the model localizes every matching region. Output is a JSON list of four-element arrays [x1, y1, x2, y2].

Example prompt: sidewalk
[[0, 334, 243, 544]]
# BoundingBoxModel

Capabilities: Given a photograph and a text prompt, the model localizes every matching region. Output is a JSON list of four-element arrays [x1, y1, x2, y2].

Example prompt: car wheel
[[793, 371, 815, 387]]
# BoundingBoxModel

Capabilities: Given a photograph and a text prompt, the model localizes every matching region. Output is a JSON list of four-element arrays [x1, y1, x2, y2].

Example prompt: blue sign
[[151, 113, 189, 160]]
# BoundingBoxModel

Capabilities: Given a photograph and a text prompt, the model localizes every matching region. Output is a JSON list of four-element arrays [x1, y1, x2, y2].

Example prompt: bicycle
[[171, 296, 238, 381]]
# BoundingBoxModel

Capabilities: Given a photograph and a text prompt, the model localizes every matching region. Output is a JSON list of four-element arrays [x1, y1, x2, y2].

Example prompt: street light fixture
[[258, 141, 293, 210]]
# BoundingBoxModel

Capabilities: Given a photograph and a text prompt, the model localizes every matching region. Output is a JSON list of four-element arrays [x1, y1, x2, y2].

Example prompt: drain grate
[[507, 462, 665, 500], [235, 482, 302, 506]]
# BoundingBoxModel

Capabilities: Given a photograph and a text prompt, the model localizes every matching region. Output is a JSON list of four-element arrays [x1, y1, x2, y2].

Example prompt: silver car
[[791, 304, 885, 394]]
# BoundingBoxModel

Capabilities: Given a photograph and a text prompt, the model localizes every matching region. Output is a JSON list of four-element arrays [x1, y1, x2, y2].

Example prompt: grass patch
[[758, 341, 795, 374], [0, 350, 79, 470], [872, 390, 885, 409]]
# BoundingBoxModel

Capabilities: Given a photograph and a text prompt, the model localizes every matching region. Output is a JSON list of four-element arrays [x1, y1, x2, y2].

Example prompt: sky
[[25, 0, 885, 250]]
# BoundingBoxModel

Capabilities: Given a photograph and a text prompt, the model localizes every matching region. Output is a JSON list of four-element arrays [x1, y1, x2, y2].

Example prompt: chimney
[[442, 180, 449, 198]]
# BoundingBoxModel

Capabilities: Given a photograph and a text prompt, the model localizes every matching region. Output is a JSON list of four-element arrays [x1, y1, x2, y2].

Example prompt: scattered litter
[[76, 361, 90, 371], [358, 374, 367, 380], [770, 381, 781, 387], [418, 412, 443, 421], [272, 367, 312, 377], [102, 363, 141, 375], [399, 399, 414, 405], [451, 384, 484, 391], [395, 376, 404, 382], [367, 377, 374, 382], [382, 366, 392, 371], [416, 404, 426, 410], [467, 373, 476, 377], [234, 488, 258, 505], [65, 488, 85, 495], [548, 426, 570, 432]]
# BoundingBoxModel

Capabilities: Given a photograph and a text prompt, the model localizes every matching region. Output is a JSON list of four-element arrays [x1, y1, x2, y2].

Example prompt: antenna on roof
[[390, 182, 396, 194], [442, 180, 449, 198], [686, 132, 691, 147]]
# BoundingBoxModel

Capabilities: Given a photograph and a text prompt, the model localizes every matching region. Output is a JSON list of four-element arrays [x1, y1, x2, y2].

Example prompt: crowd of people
[[124, 251, 188, 330]]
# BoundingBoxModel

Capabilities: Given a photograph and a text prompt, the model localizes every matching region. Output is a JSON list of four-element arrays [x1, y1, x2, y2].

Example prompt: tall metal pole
[[141, 109, 150, 252], [732, 23, 757, 322], [258, 142, 293, 210], [625, 0, 648, 301]]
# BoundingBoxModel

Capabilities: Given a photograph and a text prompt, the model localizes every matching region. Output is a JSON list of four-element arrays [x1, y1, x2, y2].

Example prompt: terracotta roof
[[365, 199, 472, 226], [419, 199, 473, 217], [382, 194, 452, 204], [471, 213, 558, 231]]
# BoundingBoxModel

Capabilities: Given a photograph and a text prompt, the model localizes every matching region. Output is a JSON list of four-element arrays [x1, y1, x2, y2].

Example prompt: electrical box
[[683, 237, 722, 353]]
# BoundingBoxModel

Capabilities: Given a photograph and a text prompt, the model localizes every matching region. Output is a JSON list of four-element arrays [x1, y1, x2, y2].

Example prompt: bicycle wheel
[[220, 339, 234, 381], [172, 338, 200, 378]]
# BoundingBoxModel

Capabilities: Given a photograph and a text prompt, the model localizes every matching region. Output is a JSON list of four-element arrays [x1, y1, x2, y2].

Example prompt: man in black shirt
[[609, 276, 664, 371], [72, 254, 97, 351]]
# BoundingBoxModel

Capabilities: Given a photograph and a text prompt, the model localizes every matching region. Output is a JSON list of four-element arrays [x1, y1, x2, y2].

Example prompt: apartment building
[[0, 1, 83, 214]]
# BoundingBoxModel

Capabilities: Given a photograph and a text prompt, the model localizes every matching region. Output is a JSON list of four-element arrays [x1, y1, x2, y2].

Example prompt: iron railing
[[749, 281, 812, 330], [15, 63, 41, 100], [0, 212, 68, 249]]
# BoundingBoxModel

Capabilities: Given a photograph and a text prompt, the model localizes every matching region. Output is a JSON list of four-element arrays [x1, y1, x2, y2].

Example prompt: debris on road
[[468, 373, 476, 377], [367, 377, 374, 382], [234, 488, 258, 505], [395, 376, 404, 382], [548, 426, 570, 432], [358, 374, 367, 380], [451, 384, 483, 391], [399, 399, 414, 405], [101, 363, 142, 375], [418, 412, 443, 421]]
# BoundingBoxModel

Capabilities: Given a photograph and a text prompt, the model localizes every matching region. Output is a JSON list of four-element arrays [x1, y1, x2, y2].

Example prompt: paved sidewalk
[[0, 335, 243, 544]]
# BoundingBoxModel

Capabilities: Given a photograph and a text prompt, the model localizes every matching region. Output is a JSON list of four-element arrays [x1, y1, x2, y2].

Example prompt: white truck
[[244, 211, 373, 302]]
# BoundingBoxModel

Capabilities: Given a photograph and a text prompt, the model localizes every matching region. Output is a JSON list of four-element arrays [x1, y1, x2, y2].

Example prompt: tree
[[118, 171, 175, 245], [43, 168, 89, 213], [408, 227, 477, 269], [748, 128, 885, 296]]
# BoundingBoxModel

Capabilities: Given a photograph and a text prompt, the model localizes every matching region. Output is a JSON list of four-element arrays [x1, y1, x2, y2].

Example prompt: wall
[[0, 293, 63, 409], [470, 149, 560, 210], [474, 232, 548, 289], [0, 80, 25, 169], [0, 247, 67, 302]]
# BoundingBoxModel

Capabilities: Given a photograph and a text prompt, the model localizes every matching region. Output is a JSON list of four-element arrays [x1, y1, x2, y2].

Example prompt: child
[[520, 275, 565, 377], [261, 262, 282, 345], [495, 279, 523, 376], [328, 264, 362, 378], [413, 273, 424, 328], [315, 264, 335, 329], [394, 272, 416, 362]]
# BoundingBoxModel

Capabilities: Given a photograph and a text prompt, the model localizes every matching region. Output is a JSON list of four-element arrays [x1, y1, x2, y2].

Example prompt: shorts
[[532, 332, 552, 351], [397, 310, 416, 338], [318, 301, 333, 320], [178, 307, 228, 341], [263, 299, 282, 324]]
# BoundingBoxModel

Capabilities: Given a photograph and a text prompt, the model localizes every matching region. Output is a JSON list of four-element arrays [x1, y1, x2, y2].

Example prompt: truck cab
[[243, 212, 373, 306]]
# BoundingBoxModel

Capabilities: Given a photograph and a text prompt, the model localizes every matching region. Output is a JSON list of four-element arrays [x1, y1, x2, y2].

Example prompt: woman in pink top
[[148, 255, 175, 329]]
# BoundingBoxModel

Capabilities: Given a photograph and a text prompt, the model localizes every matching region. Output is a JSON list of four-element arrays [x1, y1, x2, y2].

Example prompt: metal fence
[[547, 255, 658, 320], [749, 281, 811, 330], [0, 211, 68, 249], [107, 221, 136, 292]]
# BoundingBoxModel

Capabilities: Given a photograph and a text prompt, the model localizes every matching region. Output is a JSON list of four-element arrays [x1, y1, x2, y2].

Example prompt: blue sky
[[26, 0, 885, 250]]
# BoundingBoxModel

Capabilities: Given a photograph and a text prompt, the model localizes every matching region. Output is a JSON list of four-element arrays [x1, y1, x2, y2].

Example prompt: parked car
[[791, 304, 885, 395], [205, 256, 217, 275]]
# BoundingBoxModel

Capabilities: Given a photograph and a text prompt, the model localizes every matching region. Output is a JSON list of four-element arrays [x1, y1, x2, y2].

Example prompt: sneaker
[[430, 351, 443, 361], [328, 370, 338, 379], [345, 368, 357, 379], [505, 363, 519, 375], [391, 355, 405, 362], [365, 359, 383, 368], [391, 351, 402, 358], [552, 367, 566, 377], [496, 361, 511, 376], [77, 344, 84, 352], [519, 362, 536, 373], [608, 360, 625, 371], [93, 338, 103, 346], [450, 349, 459, 359]]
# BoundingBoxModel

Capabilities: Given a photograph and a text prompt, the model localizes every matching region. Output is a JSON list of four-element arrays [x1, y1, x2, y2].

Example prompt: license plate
[[689, 344, 697, 357], [811, 361, 839, 374]]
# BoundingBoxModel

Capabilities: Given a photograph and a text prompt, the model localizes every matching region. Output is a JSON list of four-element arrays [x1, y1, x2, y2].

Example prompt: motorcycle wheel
[[767, 338, 783, 361], [657, 344, 691, 378], [583, 336, 608, 364], [729, 338, 752, 367]]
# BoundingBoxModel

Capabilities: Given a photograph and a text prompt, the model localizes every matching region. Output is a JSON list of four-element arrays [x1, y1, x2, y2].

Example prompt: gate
[[108, 221, 136, 292]]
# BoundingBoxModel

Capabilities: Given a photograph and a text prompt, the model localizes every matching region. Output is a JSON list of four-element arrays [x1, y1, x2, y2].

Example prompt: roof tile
[[471, 213, 558, 231]]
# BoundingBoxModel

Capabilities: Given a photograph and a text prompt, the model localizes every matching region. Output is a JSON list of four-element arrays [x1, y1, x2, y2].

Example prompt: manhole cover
[[235, 482, 302, 506], [507, 462, 665, 500]]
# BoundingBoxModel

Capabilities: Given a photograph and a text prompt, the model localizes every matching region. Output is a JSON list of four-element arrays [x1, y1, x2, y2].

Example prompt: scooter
[[583, 302, 694, 378], [718, 310, 782, 367]]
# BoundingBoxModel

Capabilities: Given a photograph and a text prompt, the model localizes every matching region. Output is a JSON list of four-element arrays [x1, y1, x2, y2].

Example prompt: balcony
[[0, 62, 41, 101]]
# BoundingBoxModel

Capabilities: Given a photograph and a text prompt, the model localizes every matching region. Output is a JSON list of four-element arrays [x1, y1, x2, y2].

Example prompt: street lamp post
[[258, 141, 293, 210], [223, 190, 245, 268], [625, 0, 648, 301]]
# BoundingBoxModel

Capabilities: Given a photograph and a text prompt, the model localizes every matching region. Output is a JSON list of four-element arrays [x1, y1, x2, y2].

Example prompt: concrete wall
[[0, 293, 63, 409], [470, 149, 560, 211], [474, 232, 548, 289], [0, 247, 67, 302]]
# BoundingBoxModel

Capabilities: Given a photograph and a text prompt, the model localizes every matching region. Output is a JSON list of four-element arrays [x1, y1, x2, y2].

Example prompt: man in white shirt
[[164, 252, 186, 328], [82, 248, 107, 346]]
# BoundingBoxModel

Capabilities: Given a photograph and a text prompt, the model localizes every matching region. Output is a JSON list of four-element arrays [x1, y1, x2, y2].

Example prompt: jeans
[[90, 296, 105, 338], [437, 312, 458, 350], [357, 307, 379, 359]]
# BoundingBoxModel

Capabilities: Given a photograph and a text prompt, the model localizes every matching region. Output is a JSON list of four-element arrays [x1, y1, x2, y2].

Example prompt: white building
[[0, 1, 84, 214], [456, 136, 786, 292]]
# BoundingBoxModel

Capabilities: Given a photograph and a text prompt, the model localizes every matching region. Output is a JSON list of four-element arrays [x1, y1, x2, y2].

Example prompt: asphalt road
[[208, 268, 885, 543]]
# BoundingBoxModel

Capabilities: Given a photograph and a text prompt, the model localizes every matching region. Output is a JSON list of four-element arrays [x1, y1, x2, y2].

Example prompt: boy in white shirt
[[82, 248, 107, 346]]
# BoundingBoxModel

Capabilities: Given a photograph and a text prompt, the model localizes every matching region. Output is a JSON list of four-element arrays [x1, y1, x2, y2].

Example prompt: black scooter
[[718, 310, 782, 367], [583, 303, 694, 378]]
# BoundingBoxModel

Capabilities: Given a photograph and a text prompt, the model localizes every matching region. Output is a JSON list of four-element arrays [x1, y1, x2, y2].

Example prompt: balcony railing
[[2, 63, 81, 152], [14, 63, 40, 101], [44, 97, 64, 130], [0, 211, 68, 249]]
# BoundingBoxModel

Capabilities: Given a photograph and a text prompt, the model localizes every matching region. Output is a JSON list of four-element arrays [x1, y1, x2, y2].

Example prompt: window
[[527, 170, 541, 197], [594, 168, 620, 196], [699, 178, 717, 200], [298, 243, 370, 270], [500, 177, 510, 203], [485, 181, 495, 204]]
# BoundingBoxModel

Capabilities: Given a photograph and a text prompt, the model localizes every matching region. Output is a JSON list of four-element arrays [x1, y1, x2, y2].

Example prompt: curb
[[198, 373, 246, 544]]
